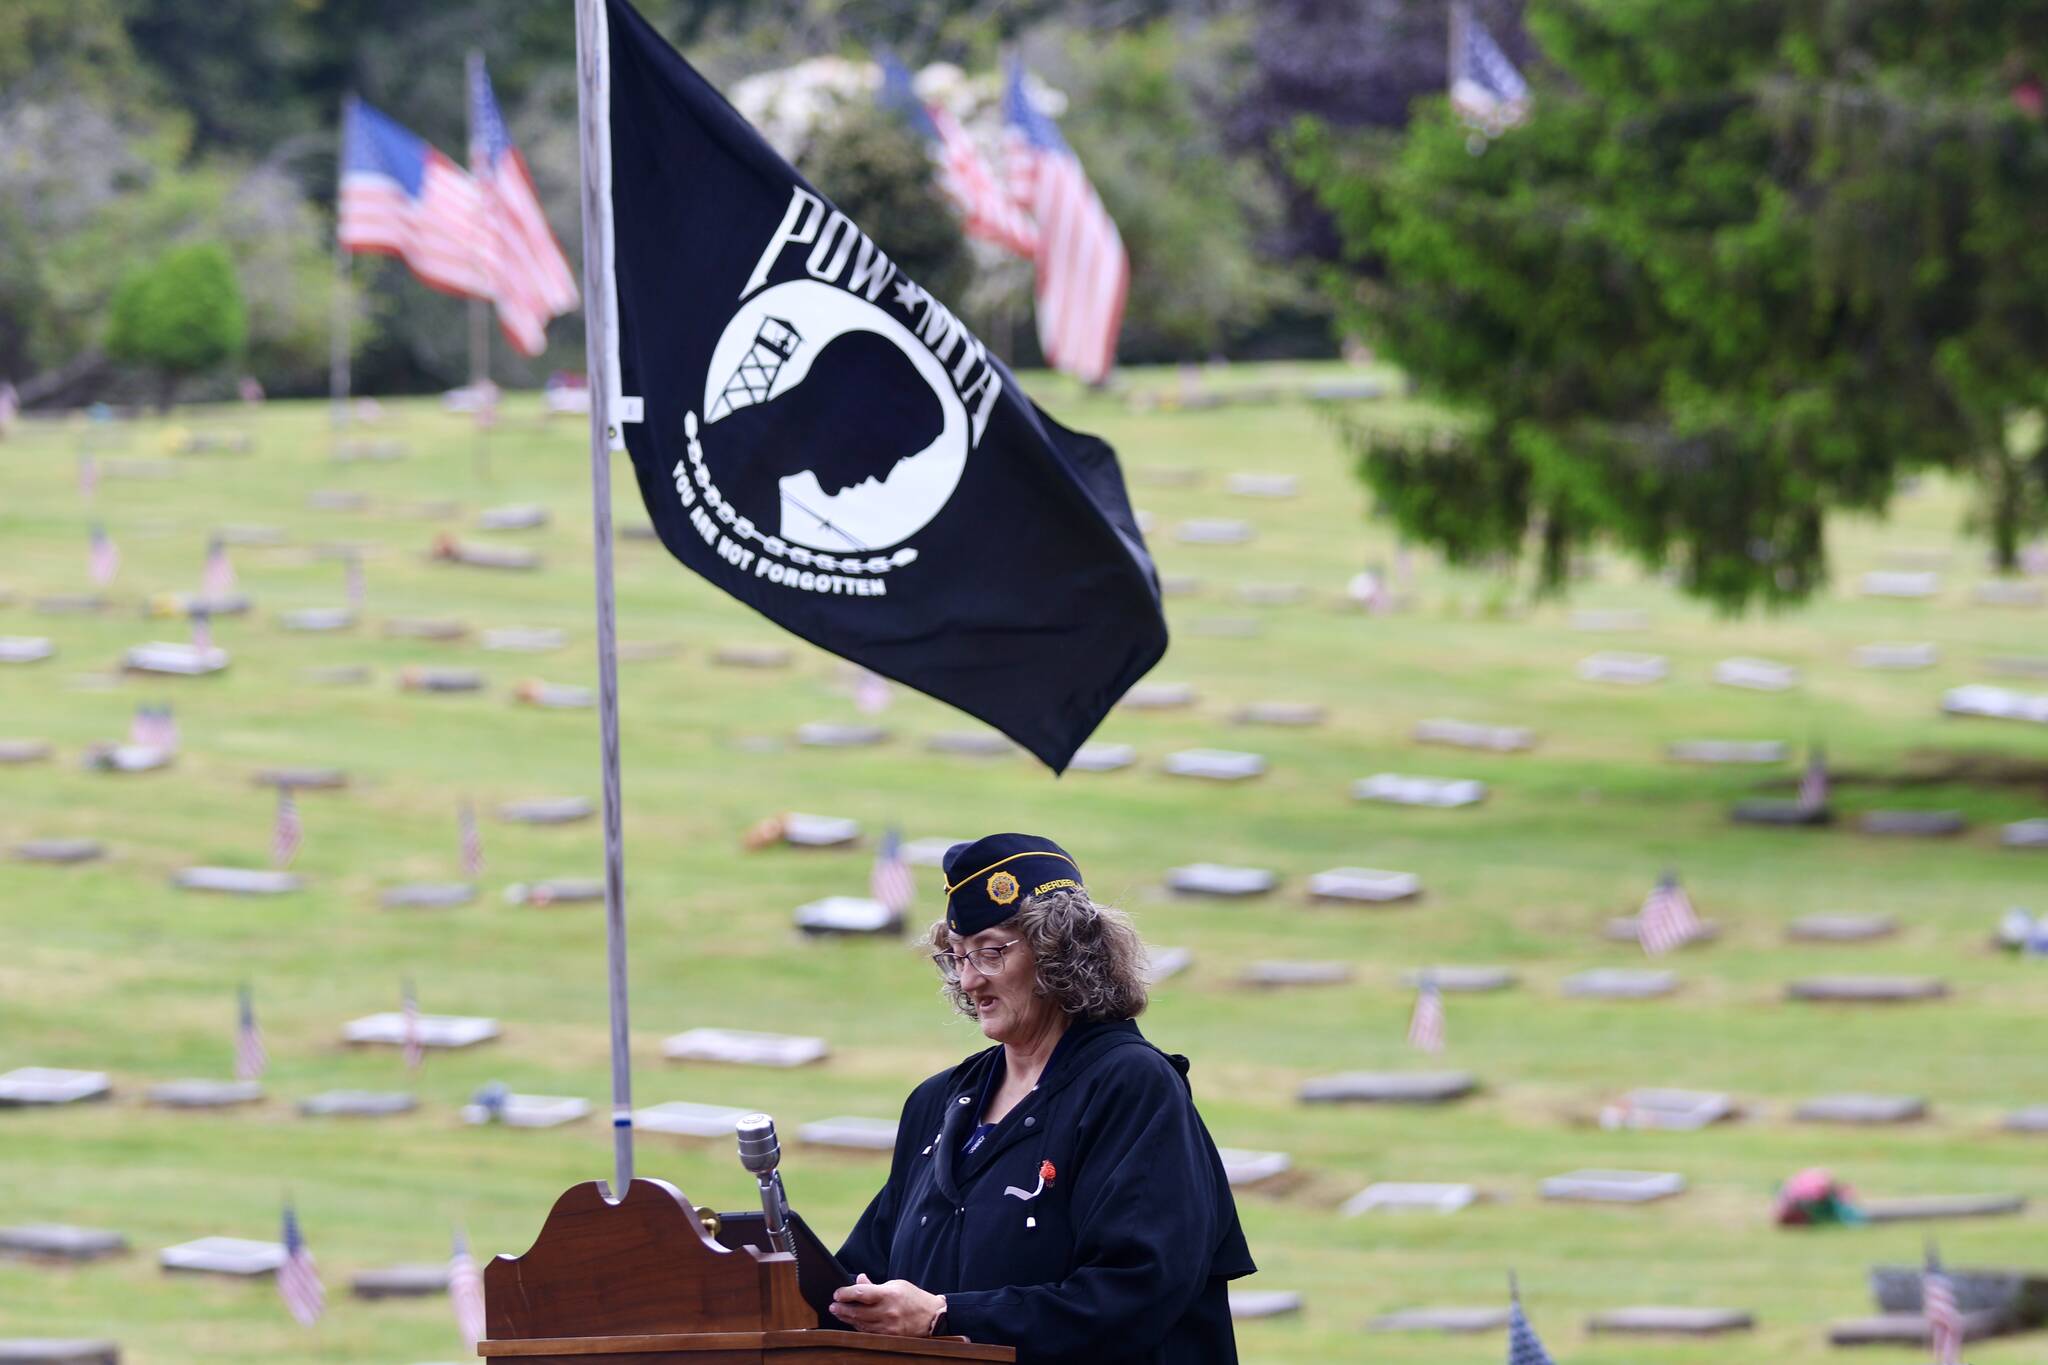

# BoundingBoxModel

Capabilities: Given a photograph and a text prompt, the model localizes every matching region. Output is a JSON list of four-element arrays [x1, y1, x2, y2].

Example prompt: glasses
[[931, 939, 1023, 982]]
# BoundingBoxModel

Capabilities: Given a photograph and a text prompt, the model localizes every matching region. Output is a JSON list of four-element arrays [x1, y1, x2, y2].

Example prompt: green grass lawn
[[2, 364, 2045, 1363]]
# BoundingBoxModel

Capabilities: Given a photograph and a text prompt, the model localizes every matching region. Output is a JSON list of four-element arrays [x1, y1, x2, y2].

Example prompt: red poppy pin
[[1039, 1160, 1057, 1186]]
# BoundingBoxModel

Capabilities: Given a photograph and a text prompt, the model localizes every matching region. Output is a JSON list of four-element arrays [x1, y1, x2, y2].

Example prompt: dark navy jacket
[[837, 1019, 1255, 1364]]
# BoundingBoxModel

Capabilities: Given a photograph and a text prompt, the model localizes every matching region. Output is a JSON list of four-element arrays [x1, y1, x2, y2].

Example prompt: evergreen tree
[[105, 241, 248, 409], [1298, 0, 2048, 607]]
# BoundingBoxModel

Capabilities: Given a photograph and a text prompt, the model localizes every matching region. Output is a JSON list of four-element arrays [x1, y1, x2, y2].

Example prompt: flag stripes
[[278, 1205, 324, 1326], [1637, 871, 1701, 956], [469, 59, 579, 356]]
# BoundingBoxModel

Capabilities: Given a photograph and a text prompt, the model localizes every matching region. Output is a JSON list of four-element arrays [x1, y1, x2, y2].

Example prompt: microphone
[[735, 1113, 797, 1258]]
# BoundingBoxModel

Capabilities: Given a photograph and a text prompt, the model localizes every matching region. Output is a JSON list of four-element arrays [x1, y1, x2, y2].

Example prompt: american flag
[[878, 54, 1037, 259], [870, 827, 916, 916], [272, 787, 303, 867], [203, 535, 237, 597], [1798, 744, 1830, 811], [449, 1226, 488, 1348], [88, 523, 119, 585], [344, 553, 366, 611], [277, 1203, 324, 1327], [78, 454, 99, 500], [401, 977, 424, 1071], [1003, 62, 1128, 386], [469, 58, 579, 357], [235, 984, 267, 1082], [1637, 870, 1702, 956], [1923, 1245, 1963, 1365], [1449, 3, 1531, 136], [853, 669, 892, 715], [133, 703, 178, 751], [1407, 976, 1446, 1053], [1506, 1292, 1556, 1365], [458, 800, 484, 879], [190, 607, 213, 653], [339, 97, 493, 301]]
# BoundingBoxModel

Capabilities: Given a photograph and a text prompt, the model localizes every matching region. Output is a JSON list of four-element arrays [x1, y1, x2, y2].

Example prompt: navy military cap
[[942, 832, 1085, 935]]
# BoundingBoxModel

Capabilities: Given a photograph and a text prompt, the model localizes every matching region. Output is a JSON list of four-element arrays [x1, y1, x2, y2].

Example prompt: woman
[[831, 832, 1254, 1363]]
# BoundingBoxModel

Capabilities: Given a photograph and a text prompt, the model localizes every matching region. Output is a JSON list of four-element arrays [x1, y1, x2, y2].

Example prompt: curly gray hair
[[928, 886, 1149, 1023]]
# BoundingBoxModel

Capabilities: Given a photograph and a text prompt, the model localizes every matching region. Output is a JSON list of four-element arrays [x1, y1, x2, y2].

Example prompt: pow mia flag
[[601, 0, 1165, 771]]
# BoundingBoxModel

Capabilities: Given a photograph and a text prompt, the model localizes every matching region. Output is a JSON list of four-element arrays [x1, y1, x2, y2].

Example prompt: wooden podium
[[479, 1179, 1014, 1365]]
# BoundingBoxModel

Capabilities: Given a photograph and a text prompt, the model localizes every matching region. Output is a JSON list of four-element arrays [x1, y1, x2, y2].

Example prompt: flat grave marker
[[1340, 1183, 1477, 1216], [782, 813, 861, 848], [122, 643, 227, 676], [1793, 1093, 1928, 1125], [0, 1342, 121, 1364], [1786, 976, 1947, 1003], [635, 1101, 753, 1139], [1974, 580, 2044, 607], [1069, 743, 1137, 773], [477, 504, 550, 532], [663, 1028, 828, 1069], [297, 1091, 416, 1118], [9, 840, 103, 866], [1541, 1169, 1687, 1204], [0, 638, 56, 664], [1860, 1194, 2025, 1223], [1984, 655, 2048, 679], [1121, 682, 1198, 711], [1570, 608, 1650, 633], [1165, 863, 1277, 898], [1578, 652, 1668, 685], [1368, 1307, 1510, 1335], [496, 797, 593, 826], [462, 1093, 589, 1128], [82, 744, 173, 774], [799, 1117, 897, 1152], [1352, 773, 1487, 808], [1162, 749, 1267, 781], [343, 1013, 499, 1050], [171, 868, 300, 896], [794, 896, 900, 937], [1412, 719, 1534, 752], [384, 618, 470, 642], [1669, 739, 1786, 765], [1215, 1149, 1291, 1189], [144, 1080, 262, 1110], [0, 1226, 128, 1263], [1230, 702, 1325, 727], [1134, 465, 1202, 488], [1226, 1290, 1301, 1320], [1224, 472, 1299, 498], [504, 879, 604, 906], [252, 767, 346, 791], [431, 539, 541, 572], [711, 644, 792, 669], [280, 608, 356, 633], [1158, 574, 1203, 598], [1563, 969, 1679, 1000], [304, 665, 373, 686], [0, 740, 52, 764], [795, 722, 889, 749], [33, 596, 107, 616], [1787, 913, 1898, 943], [1942, 683, 2048, 723], [901, 837, 957, 868], [1586, 1308, 1754, 1336], [1307, 868, 1421, 904], [514, 681, 594, 710], [1239, 961, 1353, 988], [1861, 570, 1940, 598], [309, 490, 370, 513], [2001, 819, 2048, 849], [1855, 642, 1938, 670], [1601, 1089, 1734, 1131], [1859, 810, 1967, 837], [1298, 1072, 1477, 1105], [351, 1265, 449, 1299], [405, 671, 489, 699], [483, 627, 567, 652], [380, 883, 476, 910], [924, 732, 1014, 757], [1401, 967, 1516, 993], [158, 1236, 283, 1277], [1235, 583, 1307, 607], [1712, 654, 1794, 687], [1174, 518, 1255, 546], [1730, 797, 1831, 827], [2002, 1105, 2048, 1133], [1144, 946, 1193, 983]]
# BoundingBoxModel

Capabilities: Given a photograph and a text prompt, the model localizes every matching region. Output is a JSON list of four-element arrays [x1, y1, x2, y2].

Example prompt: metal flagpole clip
[[607, 395, 643, 451]]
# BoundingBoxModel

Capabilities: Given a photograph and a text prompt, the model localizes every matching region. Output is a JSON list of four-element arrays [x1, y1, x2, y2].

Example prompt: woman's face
[[952, 925, 1050, 1044]]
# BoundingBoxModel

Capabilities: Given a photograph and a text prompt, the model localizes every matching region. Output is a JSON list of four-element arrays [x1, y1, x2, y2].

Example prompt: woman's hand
[[829, 1273, 945, 1336]]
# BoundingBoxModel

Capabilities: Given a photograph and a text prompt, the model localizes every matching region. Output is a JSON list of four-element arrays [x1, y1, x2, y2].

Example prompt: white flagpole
[[573, 0, 634, 1195]]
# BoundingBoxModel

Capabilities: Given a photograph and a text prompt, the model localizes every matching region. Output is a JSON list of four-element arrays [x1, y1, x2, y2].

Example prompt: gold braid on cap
[[944, 850, 1081, 897]]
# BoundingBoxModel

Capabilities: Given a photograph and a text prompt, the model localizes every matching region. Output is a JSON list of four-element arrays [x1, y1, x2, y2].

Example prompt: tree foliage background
[[1297, 0, 2048, 607]]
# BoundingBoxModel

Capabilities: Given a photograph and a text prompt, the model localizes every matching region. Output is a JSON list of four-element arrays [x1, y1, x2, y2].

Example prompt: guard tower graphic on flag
[[709, 315, 803, 420]]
